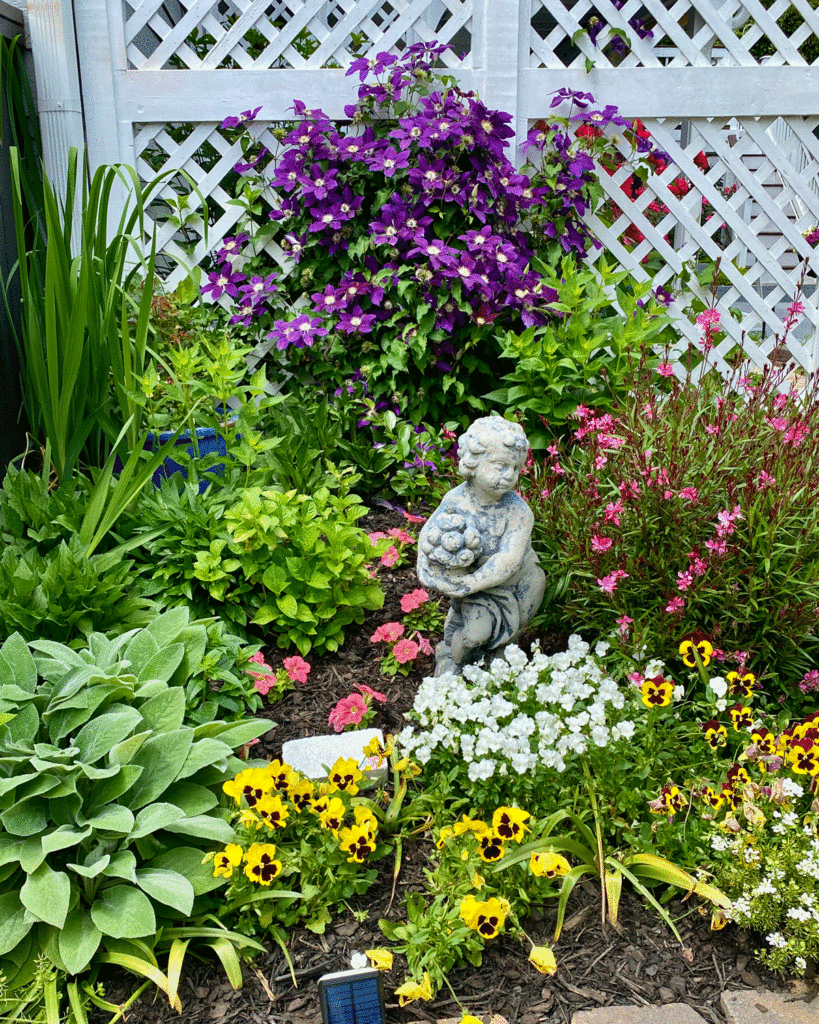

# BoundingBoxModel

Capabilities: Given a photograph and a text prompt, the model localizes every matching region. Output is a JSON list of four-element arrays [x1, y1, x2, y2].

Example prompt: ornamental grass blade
[[66, 981, 89, 1024], [205, 937, 243, 990], [43, 972, 60, 1024], [609, 859, 682, 944], [554, 864, 596, 941], [166, 938, 189, 1011], [97, 952, 182, 1012], [627, 853, 731, 908], [604, 868, 623, 927]]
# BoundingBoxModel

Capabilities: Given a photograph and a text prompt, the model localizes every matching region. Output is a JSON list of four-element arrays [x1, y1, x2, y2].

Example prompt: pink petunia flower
[[283, 655, 311, 683], [328, 694, 368, 733], [380, 546, 400, 567], [371, 622, 405, 644], [356, 683, 387, 702], [388, 528, 415, 544], [392, 639, 420, 664], [400, 588, 430, 613]]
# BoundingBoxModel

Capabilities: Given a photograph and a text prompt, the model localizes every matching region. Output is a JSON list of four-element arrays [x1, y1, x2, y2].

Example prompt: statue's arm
[[455, 505, 532, 595]]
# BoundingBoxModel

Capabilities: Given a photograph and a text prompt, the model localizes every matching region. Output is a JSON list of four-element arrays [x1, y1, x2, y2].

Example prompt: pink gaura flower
[[784, 422, 808, 447], [616, 614, 634, 635], [283, 655, 311, 683], [393, 638, 420, 664], [371, 622, 405, 643], [766, 417, 788, 432], [774, 392, 789, 411], [757, 470, 776, 489], [401, 588, 430, 613], [604, 500, 623, 526], [551, 462, 565, 476], [598, 433, 626, 450], [574, 404, 592, 420], [665, 596, 685, 614], [642, 404, 654, 420], [328, 694, 368, 733], [591, 535, 613, 553], [594, 454, 608, 469], [678, 487, 699, 502], [704, 423, 720, 435], [676, 570, 694, 591], [656, 362, 675, 377], [541, 487, 551, 499], [696, 309, 721, 330], [705, 538, 728, 556], [618, 479, 640, 500], [597, 569, 629, 595], [380, 546, 400, 567], [356, 683, 387, 702]]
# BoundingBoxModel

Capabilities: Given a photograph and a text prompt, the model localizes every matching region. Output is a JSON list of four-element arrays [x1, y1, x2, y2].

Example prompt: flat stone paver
[[721, 986, 819, 1024], [572, 1005, 707, 1024]]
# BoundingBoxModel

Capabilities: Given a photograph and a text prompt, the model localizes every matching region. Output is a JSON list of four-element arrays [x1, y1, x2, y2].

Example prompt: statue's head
[[457, 417, 529, 482]]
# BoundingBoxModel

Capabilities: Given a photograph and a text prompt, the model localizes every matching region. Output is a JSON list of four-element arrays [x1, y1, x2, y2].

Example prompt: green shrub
[[0, 618, 271, 982], [127, 482, 383, 654], [0, 465, 156, 645]]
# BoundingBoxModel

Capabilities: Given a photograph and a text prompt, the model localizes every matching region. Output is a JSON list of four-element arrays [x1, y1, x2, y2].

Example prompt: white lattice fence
[[39, 0, 819, 374]]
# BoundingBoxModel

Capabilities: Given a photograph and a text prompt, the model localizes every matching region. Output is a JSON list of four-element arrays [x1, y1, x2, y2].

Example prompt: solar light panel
[[318, 967, 385, 1024]]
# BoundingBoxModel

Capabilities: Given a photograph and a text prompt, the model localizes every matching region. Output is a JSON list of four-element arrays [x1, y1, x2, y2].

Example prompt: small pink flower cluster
[[246, 652, 311, 696], [328, 683, 387, 733], [368, 526, 417, 570], [799, 670, 819, 694], [676, 549, 708, 592], [370, 619, 434, 675], [400, 588, 429, 613], [695, 308, 721, 353], [703, 505, 745, 557]]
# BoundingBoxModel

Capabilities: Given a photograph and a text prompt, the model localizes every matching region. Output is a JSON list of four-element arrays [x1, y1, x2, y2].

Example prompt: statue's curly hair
[[458, 417, 528, 480]]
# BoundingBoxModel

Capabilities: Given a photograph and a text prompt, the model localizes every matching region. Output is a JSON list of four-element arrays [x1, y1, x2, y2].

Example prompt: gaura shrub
[[0, 624, 271, 979], [396, 636, 636, 815], [205, 44, 661, 425], [212, 755, 386, 935], [524, 356, 819, 687]]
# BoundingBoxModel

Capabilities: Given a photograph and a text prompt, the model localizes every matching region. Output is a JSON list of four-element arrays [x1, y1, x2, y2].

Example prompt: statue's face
[[471, 439, 520, 500]]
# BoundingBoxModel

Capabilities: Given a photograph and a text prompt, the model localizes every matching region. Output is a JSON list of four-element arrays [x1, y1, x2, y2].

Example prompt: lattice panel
[[125, 0, 472, 70], [530, 0, 819, 68], [582, 114, 819, 376], [134, 119, 291, 290]]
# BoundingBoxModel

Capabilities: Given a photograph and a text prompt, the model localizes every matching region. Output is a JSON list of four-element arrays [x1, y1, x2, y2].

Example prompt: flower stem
[[581, 756, 608, 928]]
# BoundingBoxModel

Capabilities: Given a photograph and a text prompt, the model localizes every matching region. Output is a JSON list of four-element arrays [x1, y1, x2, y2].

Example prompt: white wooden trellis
[[26, 0, 819, 375]]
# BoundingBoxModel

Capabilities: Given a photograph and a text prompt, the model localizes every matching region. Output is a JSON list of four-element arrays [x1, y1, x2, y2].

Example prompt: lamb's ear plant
[[0, 620, 272, 1010]]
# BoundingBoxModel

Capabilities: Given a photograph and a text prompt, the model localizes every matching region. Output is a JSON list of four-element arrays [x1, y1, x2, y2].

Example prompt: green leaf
[[89, 764, 143, 807], [21, 862, 71, 928], [66, 855, 110, 879], [74, 707, 143, 764], [149, 846, 226, 895], [160, 782, 218, 816], [59, 905, 102, 974], [41, 824, 92, 854], [103, 850, 137, 883], [135, 868, 194, 915], [91, 885, 156, 938], [0, 891, 33, 956], [0, 633, 38, 693], [130, 802, 186, 839], [137, 644, 185, 686], [122, 729, 194, 809], [83, 806, 135, 833], [162, 814, 235, 843], [1, 796, 49, 836], [176, 737, 232, 780], [276, 593, 299, 618], [138, 686, 185, 733]]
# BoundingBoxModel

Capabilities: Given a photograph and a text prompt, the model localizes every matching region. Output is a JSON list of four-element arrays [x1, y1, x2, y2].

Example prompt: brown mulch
[[92, 506, 808, 1024]]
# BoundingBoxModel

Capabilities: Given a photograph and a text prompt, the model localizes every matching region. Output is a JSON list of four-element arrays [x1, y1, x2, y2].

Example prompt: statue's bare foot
[[434, 641, 459, 677]]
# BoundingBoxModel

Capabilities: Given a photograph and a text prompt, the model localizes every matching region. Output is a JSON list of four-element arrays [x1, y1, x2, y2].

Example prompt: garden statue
[[417, 416, 546, 676]]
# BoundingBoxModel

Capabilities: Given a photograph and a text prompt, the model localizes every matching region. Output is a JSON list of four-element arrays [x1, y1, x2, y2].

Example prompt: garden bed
[[89, 507, 803, 1024]]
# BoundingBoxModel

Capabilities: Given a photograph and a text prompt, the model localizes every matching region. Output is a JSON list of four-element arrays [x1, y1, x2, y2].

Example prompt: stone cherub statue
[[417, 416, 546, 676]]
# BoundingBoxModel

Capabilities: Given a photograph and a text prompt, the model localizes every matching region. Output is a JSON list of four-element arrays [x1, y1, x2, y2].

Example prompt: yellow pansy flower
[[365, 948, 393, 971], [212, 843, 243, 879], [328, 757, 363, 794], [679, 639, 713, 667], [530, 851, 570, 878], [492, 806, 531, 843], [529, 945, 557, 975], [395, 972, 433, 1006], [243, 842, 281, 885]]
